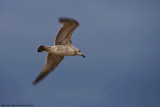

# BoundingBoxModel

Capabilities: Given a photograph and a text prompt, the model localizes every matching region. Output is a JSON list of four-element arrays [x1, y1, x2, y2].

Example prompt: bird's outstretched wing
[[33, 53, 64, 85], [55, 17, 79, 45]]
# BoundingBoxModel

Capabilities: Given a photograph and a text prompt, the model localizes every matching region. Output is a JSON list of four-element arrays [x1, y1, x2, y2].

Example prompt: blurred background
[[0, 0, 160, 107]]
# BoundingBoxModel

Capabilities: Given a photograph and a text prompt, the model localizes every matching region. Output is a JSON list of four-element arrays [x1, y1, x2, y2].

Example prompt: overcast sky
[[0, 0, 160, 107]]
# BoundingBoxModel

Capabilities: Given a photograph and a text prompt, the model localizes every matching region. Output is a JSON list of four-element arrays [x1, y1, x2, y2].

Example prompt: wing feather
[[33, 53, 64, 85], [55, 17, 79, 45]]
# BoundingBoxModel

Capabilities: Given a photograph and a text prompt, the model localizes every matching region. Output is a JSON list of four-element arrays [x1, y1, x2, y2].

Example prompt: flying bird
[[33, 17, 85, 85]]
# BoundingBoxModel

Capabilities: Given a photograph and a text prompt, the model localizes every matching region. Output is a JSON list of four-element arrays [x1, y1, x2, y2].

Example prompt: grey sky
[[0, 0, 160, 107]]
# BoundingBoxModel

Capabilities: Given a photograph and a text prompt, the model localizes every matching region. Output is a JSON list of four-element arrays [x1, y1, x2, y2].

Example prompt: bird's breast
[[51, 45, 76, 56]]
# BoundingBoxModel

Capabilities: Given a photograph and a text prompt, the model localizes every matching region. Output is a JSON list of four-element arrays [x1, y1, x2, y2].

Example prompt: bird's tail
[[37, 45, 46, 52]]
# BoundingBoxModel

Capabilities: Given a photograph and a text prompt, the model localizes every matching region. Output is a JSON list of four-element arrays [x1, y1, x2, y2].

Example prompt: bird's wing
[[33, 53, 64, 85], [55, 17, 79, 45]]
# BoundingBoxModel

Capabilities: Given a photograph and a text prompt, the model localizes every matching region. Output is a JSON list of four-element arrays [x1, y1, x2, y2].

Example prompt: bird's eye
[[78, 50, 81, 52]]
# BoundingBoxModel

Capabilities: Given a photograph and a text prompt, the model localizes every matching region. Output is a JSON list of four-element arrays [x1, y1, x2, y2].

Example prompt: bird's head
[[76, 49, 85, 58]]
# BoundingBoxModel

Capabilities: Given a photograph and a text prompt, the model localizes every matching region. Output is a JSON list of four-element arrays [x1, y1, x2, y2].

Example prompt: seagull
[[33, 17, 85, 85]]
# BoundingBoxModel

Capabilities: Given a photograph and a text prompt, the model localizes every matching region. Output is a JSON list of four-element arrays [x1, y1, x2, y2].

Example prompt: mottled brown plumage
[[33, 17, 84, 85]]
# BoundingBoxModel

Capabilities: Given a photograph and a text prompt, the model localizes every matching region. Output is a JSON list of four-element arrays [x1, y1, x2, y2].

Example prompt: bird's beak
[[81, 54, 85, 58]]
